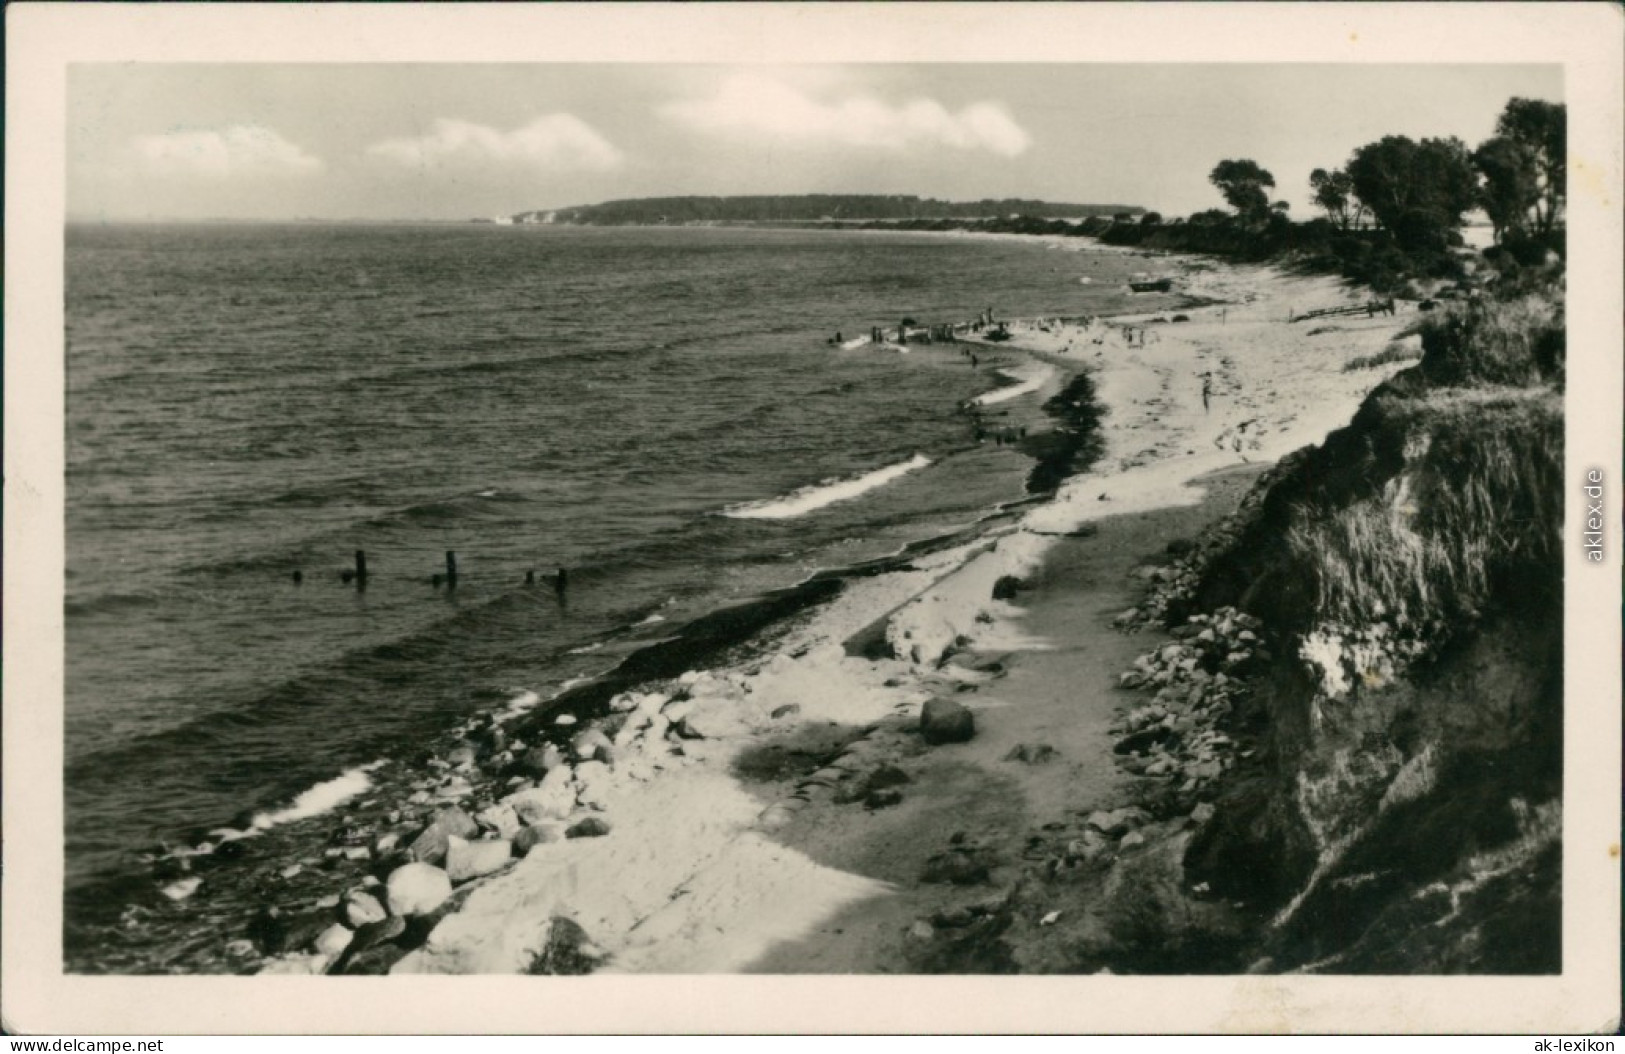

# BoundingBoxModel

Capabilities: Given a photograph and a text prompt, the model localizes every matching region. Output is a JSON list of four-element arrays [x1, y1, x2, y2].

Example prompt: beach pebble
[[565, 817, 612, 839], [475, 803, 522, 840], [505, 766, 576, 825], [571, 728, 614, 763], [1190, 802, 1216, 825], [920, 698, 975, 745], [1119, 831, 1146, 850], [315, 923, 354, 957], [514, 744, 564, 779], [342, 890, 388, 928], [514, 822, 565, 855], [444, 836, 513, 884], [1004, 743, 1059, 765], [385, 862, 452, 917], [554, 714, 577, 727]]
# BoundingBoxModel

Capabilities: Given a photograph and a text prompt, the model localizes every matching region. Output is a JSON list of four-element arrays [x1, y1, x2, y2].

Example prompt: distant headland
[[486, 195, 1144, 227]]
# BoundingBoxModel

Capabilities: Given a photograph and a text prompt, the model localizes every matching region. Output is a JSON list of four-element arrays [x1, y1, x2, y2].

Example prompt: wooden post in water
[[445, 551, 458, 588], [354, 550, 368, 589]]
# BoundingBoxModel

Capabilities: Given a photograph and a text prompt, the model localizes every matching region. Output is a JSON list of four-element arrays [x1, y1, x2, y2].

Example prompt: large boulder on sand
[[406, 806, 479, 866], [991, 575, 1026, 601], [342, 889, 388, 928], [475, 802, 521, 840], [566, 817, 612, 839], [513, 744, 564, 780], [674, 696, 752, 740], [444, 836, 513, 884], [314, 923, 354, 957], [920, 698, 976, 745], [385, 862, 453, 917]]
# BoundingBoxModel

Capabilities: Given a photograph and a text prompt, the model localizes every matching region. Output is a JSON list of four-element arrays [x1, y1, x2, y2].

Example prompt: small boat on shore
[[1129, 278, 1174, 293]]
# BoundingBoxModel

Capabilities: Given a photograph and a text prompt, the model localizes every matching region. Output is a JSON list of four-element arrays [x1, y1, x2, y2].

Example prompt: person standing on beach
[[1201, 374, 1213, 413]]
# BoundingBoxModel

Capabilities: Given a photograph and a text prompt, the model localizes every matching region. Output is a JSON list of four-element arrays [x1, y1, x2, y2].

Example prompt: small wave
[[971, 365, 1055, 407], [568, 643, 605, 655], [497, 690, 541, 720], [248, 761, 385, 832], [723, 454, 932, 520], [634, 613, 666, 627]]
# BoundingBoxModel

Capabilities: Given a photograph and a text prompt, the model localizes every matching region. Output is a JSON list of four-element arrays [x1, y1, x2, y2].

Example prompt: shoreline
[[96, 251, 1418, 976]]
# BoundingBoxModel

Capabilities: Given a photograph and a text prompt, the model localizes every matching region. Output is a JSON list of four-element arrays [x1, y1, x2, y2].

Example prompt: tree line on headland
[[500, 97, 1561, 297], [509, 195, 1140, 226], [852, 97, 1565, 295]]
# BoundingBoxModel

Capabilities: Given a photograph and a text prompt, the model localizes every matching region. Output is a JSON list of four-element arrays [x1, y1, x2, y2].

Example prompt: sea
[[63, 222, 1166, 970]]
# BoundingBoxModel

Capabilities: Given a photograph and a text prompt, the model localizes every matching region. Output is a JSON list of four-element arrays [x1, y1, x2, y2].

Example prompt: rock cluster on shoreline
[[1109, 605, 1264, 794], [250, 669, 786, 974]]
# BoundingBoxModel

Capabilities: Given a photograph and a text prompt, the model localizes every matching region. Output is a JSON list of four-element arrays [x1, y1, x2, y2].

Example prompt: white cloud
[[132, 125, 323, 177], [660, 75, 1032, 158], [366, 115, 623, 171]]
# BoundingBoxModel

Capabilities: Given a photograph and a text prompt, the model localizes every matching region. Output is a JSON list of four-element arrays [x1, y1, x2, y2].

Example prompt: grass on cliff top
[[1285, 288, 1565, 632], [1415, 292, 1565, 390], [1344, 341, 1423, 373]]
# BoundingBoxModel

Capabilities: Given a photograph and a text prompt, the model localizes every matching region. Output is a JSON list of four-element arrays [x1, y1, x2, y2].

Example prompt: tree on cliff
[[1346, 135, 1478, 254], [1309, 167, 1363, 230], [1492, 97, 1566, 235], [1208, 159, 1276, 221], [1473, 135, 1542, 244]]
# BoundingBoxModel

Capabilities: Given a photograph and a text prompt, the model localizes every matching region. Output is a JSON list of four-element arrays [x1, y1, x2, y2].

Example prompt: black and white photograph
[[5, 2, 1621, 1035]]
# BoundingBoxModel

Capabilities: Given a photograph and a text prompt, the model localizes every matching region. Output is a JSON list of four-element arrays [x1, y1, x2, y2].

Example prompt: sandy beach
[[233, 257, 1424, 976]]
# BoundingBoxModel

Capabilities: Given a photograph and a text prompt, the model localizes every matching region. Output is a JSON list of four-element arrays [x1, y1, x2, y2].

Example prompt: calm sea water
[[64, 222, 1154, 967]]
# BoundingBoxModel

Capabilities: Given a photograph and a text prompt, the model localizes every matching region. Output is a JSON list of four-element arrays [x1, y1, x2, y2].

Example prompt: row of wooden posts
[[301, 550, 566, 592]]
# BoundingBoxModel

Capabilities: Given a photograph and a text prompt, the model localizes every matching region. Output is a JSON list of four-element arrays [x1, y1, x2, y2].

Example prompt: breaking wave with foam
[[723, 454, 933, 520]]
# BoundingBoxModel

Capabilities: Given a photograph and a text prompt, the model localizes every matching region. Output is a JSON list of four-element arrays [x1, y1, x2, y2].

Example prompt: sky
[[67, 64, 1563, 222]]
